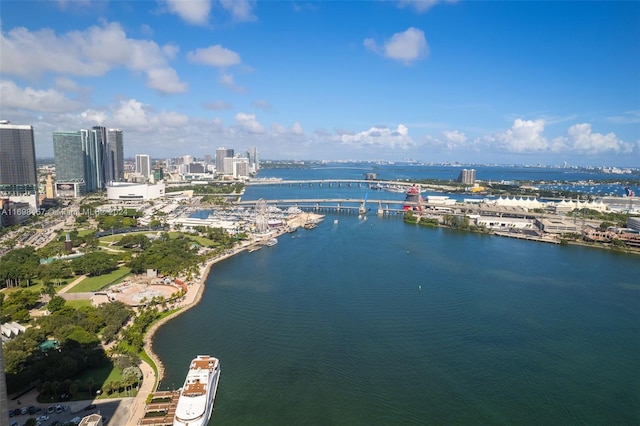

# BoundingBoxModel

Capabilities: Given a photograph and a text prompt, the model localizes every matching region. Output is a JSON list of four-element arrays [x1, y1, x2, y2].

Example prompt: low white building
[[473, 216, 534, 230], [106, 182, 165, 201]]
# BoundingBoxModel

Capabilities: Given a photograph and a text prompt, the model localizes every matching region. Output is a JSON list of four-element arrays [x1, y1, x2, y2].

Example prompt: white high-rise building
[[135, 154, 151, 179], [233, 157, 250, 179]]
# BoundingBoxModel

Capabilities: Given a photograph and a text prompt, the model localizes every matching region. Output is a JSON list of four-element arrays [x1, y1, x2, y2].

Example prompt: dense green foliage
[[191, 225, 236, 246], [165, 182, 244, 194], [127, 234, 202, 276], [95, 213, 138, 231], [0, 247, 40, 288], [569, 208, 629, 227], [71, 252, 119, 276], [38, 260, 74, 285], [2, 300, 133, 395], [0, 289, 40, 323], [116, 233, 152, 250]]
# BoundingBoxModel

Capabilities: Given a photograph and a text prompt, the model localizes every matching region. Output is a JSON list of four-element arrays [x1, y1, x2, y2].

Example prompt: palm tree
[[86, 377, 95, 399]]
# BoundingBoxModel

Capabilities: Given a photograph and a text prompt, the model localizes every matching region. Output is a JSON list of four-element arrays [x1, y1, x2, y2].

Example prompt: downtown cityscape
[[1, 1, 639, 426]]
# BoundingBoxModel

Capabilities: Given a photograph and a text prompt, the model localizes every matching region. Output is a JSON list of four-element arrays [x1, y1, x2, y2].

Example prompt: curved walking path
[[124, 247, 245, 424], [122, 213, 324, 424]]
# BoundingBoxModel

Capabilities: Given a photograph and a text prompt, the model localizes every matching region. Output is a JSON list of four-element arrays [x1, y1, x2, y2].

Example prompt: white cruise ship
[[173, 355, 221, 426]]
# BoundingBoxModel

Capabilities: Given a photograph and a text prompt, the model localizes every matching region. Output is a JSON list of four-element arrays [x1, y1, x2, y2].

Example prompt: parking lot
[[7, 398, 126, 426]]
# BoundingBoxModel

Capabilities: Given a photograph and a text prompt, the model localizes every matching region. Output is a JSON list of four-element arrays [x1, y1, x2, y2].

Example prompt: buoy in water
[[418, 285, 422, 291]]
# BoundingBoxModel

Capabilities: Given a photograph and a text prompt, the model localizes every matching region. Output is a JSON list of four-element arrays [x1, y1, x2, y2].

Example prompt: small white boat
[[333, 219, 338, 224], [265, 238, 278, 247]]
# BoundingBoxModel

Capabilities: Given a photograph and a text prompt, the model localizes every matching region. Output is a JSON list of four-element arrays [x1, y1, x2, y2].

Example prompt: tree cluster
[[0, 247, 40, 288], [71, 252, 118, 276], [127, 235, 202, 276], [2, 300, 133, 395]]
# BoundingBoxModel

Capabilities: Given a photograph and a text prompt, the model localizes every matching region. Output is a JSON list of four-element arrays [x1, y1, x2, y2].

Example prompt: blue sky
[[1, 0, 638, 166]]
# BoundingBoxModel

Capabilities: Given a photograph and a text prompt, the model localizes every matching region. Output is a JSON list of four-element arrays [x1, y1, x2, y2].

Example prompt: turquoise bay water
[[154, 214, 640, 425]]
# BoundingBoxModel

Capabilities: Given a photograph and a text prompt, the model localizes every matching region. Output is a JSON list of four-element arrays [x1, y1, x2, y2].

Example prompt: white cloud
[[80, 109, 108, 124], [108, 99, 189, 131], [157, 111, 189, 127], [397, 0, 457, 13], [333, 124, 413, 149], [235, 112, 264, 133], [202, 100, 233, 110], [364, 27, 429, 65], [0, 21, 187, 94], [489, 119, 548, 152], [291, 122, 304, 135], [552, 123, 633, 154], [54, 77, 84, 92], [219, 73, 245, 92], [442, 130, 467, 148], [219, 0, 257, 22], [163, 0, 212, 26], [112, 99, 151, 128], [187, 45, 241, 67], [606, 110, 640, 124], [0, 80, 82, 113], [146, 68, 189, 94]]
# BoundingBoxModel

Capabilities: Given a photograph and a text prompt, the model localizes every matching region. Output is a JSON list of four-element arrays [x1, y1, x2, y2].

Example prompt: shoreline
[[139, 212, 324, 394]]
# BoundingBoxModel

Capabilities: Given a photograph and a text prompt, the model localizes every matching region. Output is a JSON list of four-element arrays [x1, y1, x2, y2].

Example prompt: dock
[[138, 390, 179, 425]]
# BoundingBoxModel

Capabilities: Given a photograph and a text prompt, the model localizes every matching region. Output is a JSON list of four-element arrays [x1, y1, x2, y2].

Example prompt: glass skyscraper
[[53, 131, 85, 181], [81, 126, 106, 192], [107, 129, 124, 183], [53, 131, 86, 196], [0, 120, 38, 208]]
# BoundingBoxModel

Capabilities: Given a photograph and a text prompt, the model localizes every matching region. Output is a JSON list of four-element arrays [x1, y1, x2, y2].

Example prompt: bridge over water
[[234, 198, 543, 219], [247, 179, 459, 191]]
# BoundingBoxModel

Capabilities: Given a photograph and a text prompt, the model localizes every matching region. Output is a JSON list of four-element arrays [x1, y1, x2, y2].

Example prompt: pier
[[234, 198, 549, 220], [247, 178, 459, 192]]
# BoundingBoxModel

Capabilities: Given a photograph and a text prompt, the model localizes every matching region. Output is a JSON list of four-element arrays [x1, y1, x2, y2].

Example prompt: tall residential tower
[[107, 129, 124, 183], [53, 131, 86, 197], [0, 120, 38, 209]]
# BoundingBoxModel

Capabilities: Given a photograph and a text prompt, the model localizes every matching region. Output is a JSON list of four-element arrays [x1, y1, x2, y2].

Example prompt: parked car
[[83, 404, 97, 411]]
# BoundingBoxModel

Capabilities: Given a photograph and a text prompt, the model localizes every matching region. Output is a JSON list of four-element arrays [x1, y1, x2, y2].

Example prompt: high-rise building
[[233, 156, 250, 178], [53, 131, 85, 182], [0, 120, 39, 209], [107, 129, 124, 182], [457, 169, 476, 185], [136, 154, 151, 179], [54, 131, 86, 197], [215, 147, 234, 174], [81, 126, 107, 192], [247, 146, 259, 173]]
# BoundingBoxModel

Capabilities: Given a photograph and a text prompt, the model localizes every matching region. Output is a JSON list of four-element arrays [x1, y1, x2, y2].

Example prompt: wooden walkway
[[138, 390, 179, 425]]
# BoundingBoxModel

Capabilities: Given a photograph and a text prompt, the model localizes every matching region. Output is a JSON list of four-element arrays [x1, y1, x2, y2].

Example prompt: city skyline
[[0, 1, 638, 167]]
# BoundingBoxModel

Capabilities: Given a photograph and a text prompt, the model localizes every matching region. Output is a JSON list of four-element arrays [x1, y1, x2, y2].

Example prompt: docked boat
[[173, 355, 221, 426], [303, 222, 317, 229], [266, 238, 278, 246]]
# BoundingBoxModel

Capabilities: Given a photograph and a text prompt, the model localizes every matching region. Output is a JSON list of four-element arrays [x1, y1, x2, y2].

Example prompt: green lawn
[[77, 229, 96, 237], [169, 232, 217, 247], [68, 267, 131, 293], [66, 299, 93, 309]]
